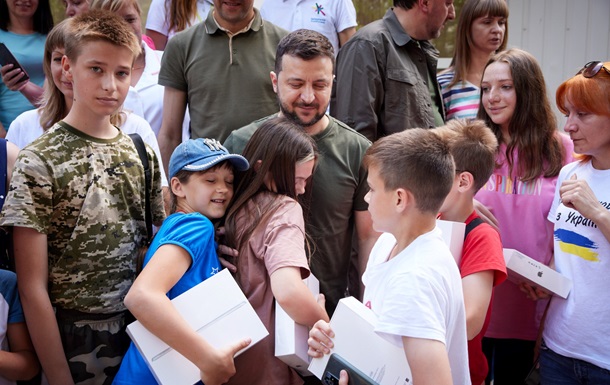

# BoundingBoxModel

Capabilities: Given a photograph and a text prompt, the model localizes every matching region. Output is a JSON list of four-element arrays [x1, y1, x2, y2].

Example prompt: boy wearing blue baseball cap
[[114, 138, 250, 385]]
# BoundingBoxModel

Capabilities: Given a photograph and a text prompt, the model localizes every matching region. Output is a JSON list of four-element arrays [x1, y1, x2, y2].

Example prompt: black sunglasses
[[576, 61, 610, 78]]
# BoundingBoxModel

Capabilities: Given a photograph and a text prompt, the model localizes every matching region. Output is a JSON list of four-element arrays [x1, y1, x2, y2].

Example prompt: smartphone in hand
[[322, 353, 378, 385], [0, 43, 30, 82]]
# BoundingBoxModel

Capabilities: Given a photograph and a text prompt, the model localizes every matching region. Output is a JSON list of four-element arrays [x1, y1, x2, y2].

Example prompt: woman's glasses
[[576, 61, 610, 78]]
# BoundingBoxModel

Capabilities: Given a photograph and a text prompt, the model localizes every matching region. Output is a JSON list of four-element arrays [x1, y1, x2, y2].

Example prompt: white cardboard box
[[275, 274, 319, 376], [437, 219, 466, 264], [308, 297, 412, 385], [503, 248, 572, 299], [126, 269, 269, 385]]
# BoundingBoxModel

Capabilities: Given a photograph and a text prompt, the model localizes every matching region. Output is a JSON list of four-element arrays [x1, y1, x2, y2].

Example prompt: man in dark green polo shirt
[[156, 0, 288, 173]]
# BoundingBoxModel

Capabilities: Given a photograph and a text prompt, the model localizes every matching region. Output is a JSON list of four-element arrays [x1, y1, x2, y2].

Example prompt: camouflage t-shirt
[[0, 121, 166, 313]]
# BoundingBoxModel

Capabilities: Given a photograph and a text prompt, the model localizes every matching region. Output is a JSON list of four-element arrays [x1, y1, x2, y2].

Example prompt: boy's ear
[[457, 171, 475, 193], [62, 55, 73, 82], [395, 188, 412, 212], [170, 177, 186, 198]]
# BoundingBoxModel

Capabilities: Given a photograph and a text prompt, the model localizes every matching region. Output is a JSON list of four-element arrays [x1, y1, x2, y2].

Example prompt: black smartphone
[[0, 43, 30, 82], [322, 353, 379, 385]]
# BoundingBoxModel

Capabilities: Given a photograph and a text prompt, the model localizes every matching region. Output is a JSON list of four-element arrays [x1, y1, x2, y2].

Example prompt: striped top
[[437, 70, 481, 120]]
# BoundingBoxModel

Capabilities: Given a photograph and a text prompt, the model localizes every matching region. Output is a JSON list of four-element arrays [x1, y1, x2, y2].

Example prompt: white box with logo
[[126, 268, 269, 385], [503, 248, 572, 299], [308, 297, 412, 385]]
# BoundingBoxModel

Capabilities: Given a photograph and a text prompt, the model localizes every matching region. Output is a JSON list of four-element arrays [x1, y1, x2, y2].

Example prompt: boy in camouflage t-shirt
[[0, 11, 165, 385]]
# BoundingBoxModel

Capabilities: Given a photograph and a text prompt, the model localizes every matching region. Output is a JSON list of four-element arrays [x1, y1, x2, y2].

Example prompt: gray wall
[[506, 0, 610, 129]]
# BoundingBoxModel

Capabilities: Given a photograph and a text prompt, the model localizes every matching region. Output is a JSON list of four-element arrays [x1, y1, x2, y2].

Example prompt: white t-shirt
[[544, 160, 610, 370], [145, 0, 211, 41], [362, 230, 470, 385], [7, 109, 169, 187], [260, 0, 357, 55]]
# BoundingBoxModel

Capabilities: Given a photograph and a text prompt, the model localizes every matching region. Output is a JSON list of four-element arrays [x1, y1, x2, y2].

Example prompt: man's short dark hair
[[274, 29, 335, 74], [394, 0, 418, 10]]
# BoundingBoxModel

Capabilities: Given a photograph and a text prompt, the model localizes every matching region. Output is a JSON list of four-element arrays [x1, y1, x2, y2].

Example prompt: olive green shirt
[[159, 9, 288, 142], [0, 122, 166, 313]]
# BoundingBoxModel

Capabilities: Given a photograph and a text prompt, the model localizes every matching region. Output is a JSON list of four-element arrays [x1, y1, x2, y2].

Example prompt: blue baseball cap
[[169, 138, 249, 179]]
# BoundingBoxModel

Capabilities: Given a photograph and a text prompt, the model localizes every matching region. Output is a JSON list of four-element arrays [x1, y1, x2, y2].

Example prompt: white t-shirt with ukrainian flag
[[544, 159, 610, 370]]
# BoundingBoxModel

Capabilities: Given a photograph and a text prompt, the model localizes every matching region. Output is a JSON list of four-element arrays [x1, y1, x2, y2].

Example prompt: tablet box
[[308, 297, 412, 385], [437, 219, 466, 265], [126, 268, 269, 385], [275, 274, 319, 376], [503, 248, 572, 299]]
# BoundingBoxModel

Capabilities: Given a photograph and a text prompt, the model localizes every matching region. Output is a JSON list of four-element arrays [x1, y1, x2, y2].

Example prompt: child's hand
[[307, 320, 335, 358], [199, 338, 251, 385], [473, 199, 499, 231], [216, 226, 238, 273], [316, 293, 326, 311], [519, 282, 551, 300], [218, 253, 237, 273]]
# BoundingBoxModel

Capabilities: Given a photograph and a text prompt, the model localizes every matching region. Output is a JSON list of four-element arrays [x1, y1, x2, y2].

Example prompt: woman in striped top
[[437, 0, 509, 121]]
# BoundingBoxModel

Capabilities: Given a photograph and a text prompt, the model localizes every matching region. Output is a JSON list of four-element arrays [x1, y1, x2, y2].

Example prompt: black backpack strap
[[129, 133, 152, 241], [0, 138, 7, 209], [464, 217, 485, 240]]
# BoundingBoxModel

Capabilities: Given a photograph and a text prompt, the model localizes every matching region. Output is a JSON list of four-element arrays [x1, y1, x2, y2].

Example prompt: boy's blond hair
[[434, 119, 498, 192], [64, 9, 141, 63], [364, 128, 455, 214]]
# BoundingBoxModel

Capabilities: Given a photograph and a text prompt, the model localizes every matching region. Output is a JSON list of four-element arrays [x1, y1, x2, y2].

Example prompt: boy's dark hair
[[434, 119, 498, 192], [394, 0, 417, 10], [64, 9, 141, 63], [0, 0, 54, 33], [364, 128, 455, 214], [274, 29, 335, 74]]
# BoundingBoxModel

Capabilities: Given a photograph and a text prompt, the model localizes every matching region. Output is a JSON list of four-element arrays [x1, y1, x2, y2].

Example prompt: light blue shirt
[[0, 30, 46, 129]]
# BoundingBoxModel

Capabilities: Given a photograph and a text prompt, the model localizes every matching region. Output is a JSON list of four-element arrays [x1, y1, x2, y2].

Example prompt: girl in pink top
[[224, 117, 329, 385], [474, 48, 574, 385]]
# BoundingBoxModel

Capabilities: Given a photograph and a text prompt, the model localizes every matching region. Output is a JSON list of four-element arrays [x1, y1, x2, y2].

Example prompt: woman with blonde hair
[[437, 0, 508, 120]]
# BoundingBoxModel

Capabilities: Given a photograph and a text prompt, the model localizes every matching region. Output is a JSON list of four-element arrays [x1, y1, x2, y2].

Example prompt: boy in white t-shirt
[[308, 128, 471, 385]]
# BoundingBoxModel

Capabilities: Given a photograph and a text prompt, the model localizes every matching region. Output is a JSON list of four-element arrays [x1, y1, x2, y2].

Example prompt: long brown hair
[[224, 117, 318, 265], [477, 49, 565, 182], [168, 0, 198, 33], [445, 0, 509, 89]]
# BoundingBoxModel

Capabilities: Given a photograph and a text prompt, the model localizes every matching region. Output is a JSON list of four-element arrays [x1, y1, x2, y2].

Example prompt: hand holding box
[[126, 269, 268, 385], [275, 274, 320, 376], [503, 248, 572, 299], [308, 297, 412, 385]]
